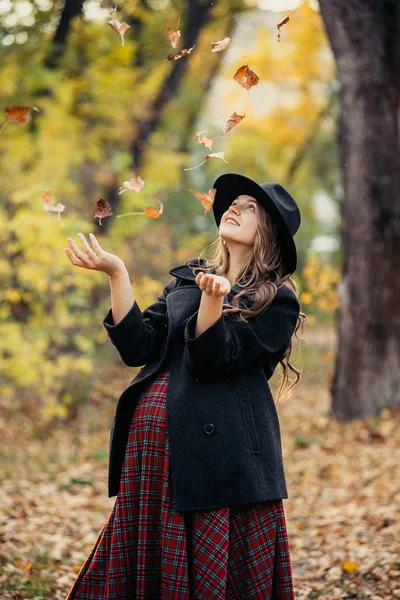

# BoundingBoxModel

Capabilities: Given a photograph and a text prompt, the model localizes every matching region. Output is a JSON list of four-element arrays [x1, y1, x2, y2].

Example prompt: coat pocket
[[239, 397, 261, 455]]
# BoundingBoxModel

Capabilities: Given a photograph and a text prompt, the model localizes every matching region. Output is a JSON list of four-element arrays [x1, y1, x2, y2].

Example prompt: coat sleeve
[[183, 286, 300, 381], [102, 277, 177, 367]]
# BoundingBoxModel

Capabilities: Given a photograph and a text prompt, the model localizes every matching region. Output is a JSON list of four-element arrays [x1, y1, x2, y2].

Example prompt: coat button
[[203, 423, 215, 434]]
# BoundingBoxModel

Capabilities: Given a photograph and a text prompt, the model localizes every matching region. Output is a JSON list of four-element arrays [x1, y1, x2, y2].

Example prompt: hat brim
[[212, 173, 297, 275]]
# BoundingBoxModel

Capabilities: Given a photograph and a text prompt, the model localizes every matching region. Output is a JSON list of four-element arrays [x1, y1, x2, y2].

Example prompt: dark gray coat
[[102, 258, 300, 513]]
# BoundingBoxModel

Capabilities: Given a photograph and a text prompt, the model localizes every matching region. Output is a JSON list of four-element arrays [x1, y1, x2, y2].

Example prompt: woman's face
[[219, 194, 260, 248]]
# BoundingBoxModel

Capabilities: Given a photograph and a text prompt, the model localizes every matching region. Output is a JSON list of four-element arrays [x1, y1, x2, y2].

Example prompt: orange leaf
[[167, 26, 181, 48], [223, 111, 245, 134], [211, 37, 231, 53], [94, 198, 113, 226], [184, 151, 227, 172], [5, 105, 39, 124], [144, 200, 163, 219], [107, 8, 131, 47], [42, 189, 65, 221], [188, 187, 216, 216], [167, 45, 195, 61], [194, 131, 213, 150], [23, 560, 32, 574], [277, 16, 290, 42], [118, 175, 145, 195], [233, 65, 259, 90]]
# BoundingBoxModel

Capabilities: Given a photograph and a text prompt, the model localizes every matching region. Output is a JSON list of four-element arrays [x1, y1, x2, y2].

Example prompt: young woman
[[64, 172, 305, 599]]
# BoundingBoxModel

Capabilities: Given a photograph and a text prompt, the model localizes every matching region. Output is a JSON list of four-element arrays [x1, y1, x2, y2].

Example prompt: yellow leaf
[[342, 560, 358, 573]]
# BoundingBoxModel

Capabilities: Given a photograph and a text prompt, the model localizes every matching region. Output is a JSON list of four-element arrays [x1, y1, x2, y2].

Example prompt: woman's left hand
[[195, 272, 231, 297]]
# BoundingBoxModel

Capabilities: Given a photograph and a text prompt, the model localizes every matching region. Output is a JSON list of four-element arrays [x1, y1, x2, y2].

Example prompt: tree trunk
[[318, 0, 400, 419], [129, 0, 213, 169], [45, 0, 85, 69]]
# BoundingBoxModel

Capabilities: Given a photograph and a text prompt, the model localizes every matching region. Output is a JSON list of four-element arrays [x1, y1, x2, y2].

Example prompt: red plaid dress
[[66, 365, 295, 599]]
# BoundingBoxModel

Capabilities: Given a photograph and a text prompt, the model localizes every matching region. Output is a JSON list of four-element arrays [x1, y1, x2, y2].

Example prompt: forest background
[[0, 0, 398, 598]]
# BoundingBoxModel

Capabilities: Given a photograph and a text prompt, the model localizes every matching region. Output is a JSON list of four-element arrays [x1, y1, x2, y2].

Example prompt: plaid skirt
[[66, 365, 295, 599]]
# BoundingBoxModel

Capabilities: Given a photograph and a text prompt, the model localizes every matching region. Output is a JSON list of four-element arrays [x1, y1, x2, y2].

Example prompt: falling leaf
[[117, 200, 163, 219], [188, 187, 216, 215], [144, 201, 163, 219], [233, 64, 259, 90], [107, 8, 131, 47], [223, 111, 245, 134], [167, 26, 181, 48], [277, 16, 290, 41], [184, 151, 227, 171], [5, 105, 40, 124], [195, 131, 213, 150], [94, 198, 113, 226], [211, 37, 231, 53], [118, 175, 145, 195], [342, 560, 358, 573], [23, 560, 32, 574], [42, 189, 65, 221], [167, 45, 195, 61]]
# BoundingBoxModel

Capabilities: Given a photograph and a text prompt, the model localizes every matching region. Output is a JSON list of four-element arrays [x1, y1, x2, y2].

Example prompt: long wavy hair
[[191, 201, 307, 405]]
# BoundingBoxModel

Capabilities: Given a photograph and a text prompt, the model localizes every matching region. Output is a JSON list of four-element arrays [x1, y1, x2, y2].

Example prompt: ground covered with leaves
[[0, 326, 399, 599]]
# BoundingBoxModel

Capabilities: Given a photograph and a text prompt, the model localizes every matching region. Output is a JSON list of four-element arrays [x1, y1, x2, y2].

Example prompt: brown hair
[[191, 201, 307, 405]]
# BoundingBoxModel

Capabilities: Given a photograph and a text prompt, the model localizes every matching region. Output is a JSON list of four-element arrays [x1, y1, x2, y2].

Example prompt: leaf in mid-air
[[94, 198, 113, 226], [107, 8, 131, 47], [167, 45, 195, 61], [188, 187, 217, 215], [194, 131, 213, 150], [5, 105, 40, 124], [223, 111, 245, 134], [42, 189, 65, 221], [118, 175, 145, 195], [167, 24, 181, 48], [184, 152, 227, 172], [211, 37, 231, 53], [233, 65, 259, 90]]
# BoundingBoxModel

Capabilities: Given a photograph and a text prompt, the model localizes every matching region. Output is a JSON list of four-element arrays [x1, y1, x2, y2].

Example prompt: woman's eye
[[248, 205, 255, 211]]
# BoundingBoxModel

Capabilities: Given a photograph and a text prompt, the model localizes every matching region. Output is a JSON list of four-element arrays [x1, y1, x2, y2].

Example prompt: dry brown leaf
[[223, 111, 245, 134], [167, 45, 195, 61], [107, 8, 131, 47], [188, 187, 216, 215], [5, 105, 40, 124], [118, 175, 145, 195], [194, 131, 213, 150], [277, 16, 290, 41], [94, 198, 113, 226], [211, 37, 231, 53], [167, 26, 181, 48], [42, 189, 65, 221], [233, 64, 259, 90], [184, 151, 227, 172]]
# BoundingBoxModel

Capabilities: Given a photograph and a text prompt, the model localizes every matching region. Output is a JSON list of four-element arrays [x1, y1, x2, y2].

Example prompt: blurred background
[[0, 0, 398, 598]]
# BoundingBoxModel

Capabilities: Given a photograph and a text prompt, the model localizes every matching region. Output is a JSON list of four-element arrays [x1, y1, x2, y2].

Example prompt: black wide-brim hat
[[212, 173, 301, 276]]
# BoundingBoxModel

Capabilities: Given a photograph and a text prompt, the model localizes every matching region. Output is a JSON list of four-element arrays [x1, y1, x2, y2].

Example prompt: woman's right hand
[[65, 233, 126, 277]]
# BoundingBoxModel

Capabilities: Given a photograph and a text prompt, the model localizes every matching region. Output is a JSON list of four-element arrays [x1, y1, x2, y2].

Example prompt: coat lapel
[[168, 258, 244, 295]]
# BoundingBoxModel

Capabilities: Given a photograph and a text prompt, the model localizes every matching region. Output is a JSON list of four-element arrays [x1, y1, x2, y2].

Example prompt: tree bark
[[318, 0, 400, 419]]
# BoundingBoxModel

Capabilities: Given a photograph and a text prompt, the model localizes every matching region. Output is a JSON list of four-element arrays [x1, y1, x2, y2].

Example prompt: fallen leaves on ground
[[0, 326, 399, 599]]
